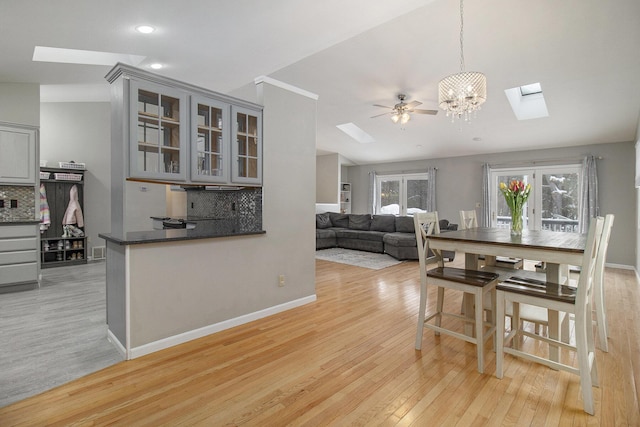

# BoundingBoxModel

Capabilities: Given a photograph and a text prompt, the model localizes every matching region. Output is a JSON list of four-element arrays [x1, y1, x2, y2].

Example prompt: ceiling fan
[[371, 94, 438, 124]]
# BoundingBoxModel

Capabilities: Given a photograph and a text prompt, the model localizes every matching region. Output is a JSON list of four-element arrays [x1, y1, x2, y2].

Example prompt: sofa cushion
[[329, 212, 350, 228], [395, 216, 415, 233], [334, 228, 360, 239], [349, 214, 372, 230], [383, 232, 417, 247], [316, 212, 332, 229], [316, 228, 336, 239], [370, 214, 396, 232], [357, 230, 387, 242]]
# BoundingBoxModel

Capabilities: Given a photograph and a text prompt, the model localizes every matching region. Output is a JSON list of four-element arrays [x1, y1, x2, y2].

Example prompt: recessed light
[[135, 25, 155, 34], [149, 63, 163, 70]]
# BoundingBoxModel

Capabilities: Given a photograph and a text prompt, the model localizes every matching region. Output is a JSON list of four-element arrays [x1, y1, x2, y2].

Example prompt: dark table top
[[429, 227, 586, 253]]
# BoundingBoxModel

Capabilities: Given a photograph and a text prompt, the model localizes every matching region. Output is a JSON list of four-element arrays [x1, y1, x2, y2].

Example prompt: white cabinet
[[232, 106, 262, 185], [191, 95, 230, 183], [0, 223, 39, 289], [107, 64, 262, 187], [0, 123, 38, 185], [130, 80, 188, 181]]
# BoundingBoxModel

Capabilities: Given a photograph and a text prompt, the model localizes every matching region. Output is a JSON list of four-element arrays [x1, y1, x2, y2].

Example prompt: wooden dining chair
[[459, 209, 523, 270], [495, 216, 604, 415], [509, 214, 615, 351], [415, 211, 499, 374], [592, 214, 614, 351]]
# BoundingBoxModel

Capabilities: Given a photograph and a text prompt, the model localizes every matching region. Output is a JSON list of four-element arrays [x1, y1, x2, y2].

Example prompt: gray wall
[[348, 141, 635, 267], [40, 102, 111, 259], [0, 83, 39, 126], [316, 153, 340, 203]]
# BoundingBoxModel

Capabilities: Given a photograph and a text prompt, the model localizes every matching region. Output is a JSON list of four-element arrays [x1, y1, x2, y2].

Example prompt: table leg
[[546, 263, 567, 361], [464, 253, 480, 336]]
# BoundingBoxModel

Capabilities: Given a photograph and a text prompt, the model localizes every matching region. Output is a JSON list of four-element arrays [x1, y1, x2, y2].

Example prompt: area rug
[[315, 248, 403, 270]]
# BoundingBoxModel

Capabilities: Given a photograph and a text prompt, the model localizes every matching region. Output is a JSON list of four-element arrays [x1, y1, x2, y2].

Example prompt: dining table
[[427, 226, 587, 361]]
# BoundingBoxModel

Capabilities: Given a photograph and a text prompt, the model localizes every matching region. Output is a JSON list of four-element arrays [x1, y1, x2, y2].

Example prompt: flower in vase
[[500, 180, 531, 235]]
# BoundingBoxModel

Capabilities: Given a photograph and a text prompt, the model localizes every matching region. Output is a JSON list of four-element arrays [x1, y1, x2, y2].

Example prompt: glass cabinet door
[[130, 80, 187, 181], [231, 106, 262, 185], [191, 96, 230, 183]]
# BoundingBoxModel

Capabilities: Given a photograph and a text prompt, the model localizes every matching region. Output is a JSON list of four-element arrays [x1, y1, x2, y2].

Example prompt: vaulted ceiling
[[2, 0, 639, 165]]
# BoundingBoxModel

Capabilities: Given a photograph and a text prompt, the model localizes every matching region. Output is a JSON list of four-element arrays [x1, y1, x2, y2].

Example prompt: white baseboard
[[126, 294, 317, 360], [606, 262, 635, 271], [107, 329, 127, 359]]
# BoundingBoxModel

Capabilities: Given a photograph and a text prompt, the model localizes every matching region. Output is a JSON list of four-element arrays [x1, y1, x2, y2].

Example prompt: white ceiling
[[2, 0, 639, 165]]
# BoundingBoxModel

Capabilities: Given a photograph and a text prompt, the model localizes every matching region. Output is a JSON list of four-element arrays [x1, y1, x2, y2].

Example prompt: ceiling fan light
[[391, 113, 400, 123], [400, 112, 411, 124]]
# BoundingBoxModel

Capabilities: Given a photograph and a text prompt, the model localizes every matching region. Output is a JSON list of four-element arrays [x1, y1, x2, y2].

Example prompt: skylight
[[33, 46, 145, 67], [505, 82, 549, 120], [519, 82, 542, 96], [336, 123, 375, 144]]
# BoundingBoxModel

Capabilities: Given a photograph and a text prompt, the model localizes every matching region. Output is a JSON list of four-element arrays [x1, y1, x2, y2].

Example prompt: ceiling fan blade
[[412, 108, 439, 115], [372, 104, 393, 109], [406, 100, 422, 108], [370, 111, 392, 118]]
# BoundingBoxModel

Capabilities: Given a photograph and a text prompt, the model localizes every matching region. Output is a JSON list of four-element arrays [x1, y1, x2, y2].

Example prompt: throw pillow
[[349, 214, 372, 230], [370, 215, 396, 232], [395, 216, 415, 233], [316, 213, 331, 229], [328, 212, 350, 228]]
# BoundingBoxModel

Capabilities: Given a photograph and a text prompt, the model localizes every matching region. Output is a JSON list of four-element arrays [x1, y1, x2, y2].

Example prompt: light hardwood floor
[[1, 256, 639, 426]]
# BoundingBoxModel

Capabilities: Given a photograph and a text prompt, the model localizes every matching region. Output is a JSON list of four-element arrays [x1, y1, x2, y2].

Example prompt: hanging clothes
[[62, 184, 84, 227], [39, 184, 50, 232]]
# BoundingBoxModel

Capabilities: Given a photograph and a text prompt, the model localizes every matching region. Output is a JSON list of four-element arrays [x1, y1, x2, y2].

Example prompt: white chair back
[[575, 217, 605, 329], [413, 212, 440, 275], [459, 210, 478, 230]]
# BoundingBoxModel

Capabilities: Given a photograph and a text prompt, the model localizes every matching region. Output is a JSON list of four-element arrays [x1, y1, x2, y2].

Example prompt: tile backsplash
[[0, 185, 36, 221], [186, 187, 263, 233]]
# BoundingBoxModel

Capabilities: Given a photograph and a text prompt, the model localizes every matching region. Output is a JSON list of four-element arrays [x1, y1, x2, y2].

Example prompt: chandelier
[[438, 0, 487, 122]]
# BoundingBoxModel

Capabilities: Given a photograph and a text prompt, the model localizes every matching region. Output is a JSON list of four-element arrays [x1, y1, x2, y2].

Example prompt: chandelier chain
[[459, 0, 465, 72]]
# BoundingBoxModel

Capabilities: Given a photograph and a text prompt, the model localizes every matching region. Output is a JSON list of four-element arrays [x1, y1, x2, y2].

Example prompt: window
[[490, 165, 582, 232], [375, 173, 430, 216]]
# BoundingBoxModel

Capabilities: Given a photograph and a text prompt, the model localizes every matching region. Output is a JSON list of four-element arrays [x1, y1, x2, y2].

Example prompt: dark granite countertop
[[150, 216, 226, 222], [0, 219, 41, 225], [99, 228, 266, 246]]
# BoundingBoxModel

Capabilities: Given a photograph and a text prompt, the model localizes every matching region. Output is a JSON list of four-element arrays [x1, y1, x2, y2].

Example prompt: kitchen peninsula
[[100, 226, 266, 359], [102, 66, 318, 360]]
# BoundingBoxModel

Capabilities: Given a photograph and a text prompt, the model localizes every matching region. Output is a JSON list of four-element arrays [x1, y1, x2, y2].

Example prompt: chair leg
[[594, 283, 609, 352], [490, 289, 497, 351], [435, 286, 445, 336], [475, 289, 485, 374], [415, 280, 427, 350], [575, 311, 596, 415], [561, 312, 571, 344], [496, 290, 506, 379]]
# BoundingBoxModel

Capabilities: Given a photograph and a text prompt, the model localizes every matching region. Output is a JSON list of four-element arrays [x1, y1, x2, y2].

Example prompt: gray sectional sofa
[[316, 212, 457, 261]]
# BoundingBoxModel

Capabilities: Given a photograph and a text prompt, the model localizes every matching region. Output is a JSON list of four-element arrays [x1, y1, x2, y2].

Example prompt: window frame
[[375, 172, 430, 216]]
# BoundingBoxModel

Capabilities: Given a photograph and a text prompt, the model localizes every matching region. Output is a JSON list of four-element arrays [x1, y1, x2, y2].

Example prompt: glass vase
[[510, 204, 523, 236]]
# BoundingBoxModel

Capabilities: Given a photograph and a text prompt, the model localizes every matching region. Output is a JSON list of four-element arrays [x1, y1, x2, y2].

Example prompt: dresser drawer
[[0, 262, 38, 286], [0, 237, 37, 252], [0, 249, 37, 265], [0, 224, 37, 238]]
